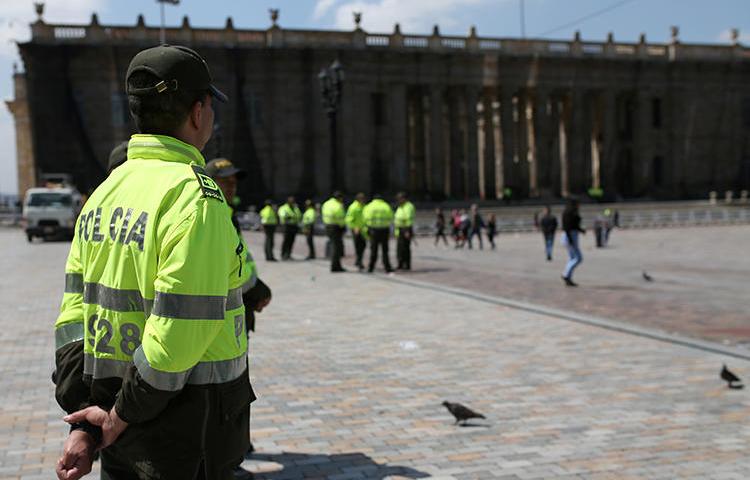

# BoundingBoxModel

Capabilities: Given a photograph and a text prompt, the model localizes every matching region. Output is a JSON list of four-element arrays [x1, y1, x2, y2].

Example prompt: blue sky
[[1, 0, 748, 194]]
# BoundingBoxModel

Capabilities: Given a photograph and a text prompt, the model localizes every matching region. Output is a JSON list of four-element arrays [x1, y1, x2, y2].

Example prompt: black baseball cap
[[126, 45, 227, 103], [206, 158, 246, 179]]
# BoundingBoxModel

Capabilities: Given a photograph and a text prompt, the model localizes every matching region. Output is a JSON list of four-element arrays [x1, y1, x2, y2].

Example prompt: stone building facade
[[8, 10, 750, 203]]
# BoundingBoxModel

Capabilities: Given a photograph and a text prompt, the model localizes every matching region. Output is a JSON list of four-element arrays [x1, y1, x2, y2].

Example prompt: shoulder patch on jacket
[[191, 165, 224, 202]]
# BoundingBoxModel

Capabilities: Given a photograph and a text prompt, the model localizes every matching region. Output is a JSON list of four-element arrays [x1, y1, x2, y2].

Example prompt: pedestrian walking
[[208, 157, 272, 476], [322, 191, 347, 272], [562, 199, 586, 286], [346, 192, 368, 270], [394, 192, 416, 270], [259, 199, 278, 261], [458, 209, 470, 248], [54, 45, 255, 480], [434, 208, 449, 246], [363, 194, 394, 273], [467, 204, 484, 249], [278, 196, 302, 260], [539, 205, 558, 261], [302, 199, 317, 260], [451, 209, 461, 247], [486, 213, 497, 250]]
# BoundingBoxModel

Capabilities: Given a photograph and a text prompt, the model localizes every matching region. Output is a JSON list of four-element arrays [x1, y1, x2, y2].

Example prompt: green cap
[[126, 45, 227, 103], [206, 158, 246, 179]]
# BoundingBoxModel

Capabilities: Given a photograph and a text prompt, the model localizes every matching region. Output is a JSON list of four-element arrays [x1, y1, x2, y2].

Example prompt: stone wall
[[8, 14, 750, 202]]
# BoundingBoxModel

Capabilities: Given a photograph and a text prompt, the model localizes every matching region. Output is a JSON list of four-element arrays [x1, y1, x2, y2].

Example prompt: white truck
[[23, 187, 82, 242]]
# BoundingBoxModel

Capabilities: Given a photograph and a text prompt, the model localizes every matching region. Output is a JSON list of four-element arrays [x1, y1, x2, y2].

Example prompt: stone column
[[491, 94, 503, 199], [600, 89, 617, 196], [500, 88, 516, 198], [429, 86, 445, 199], [590, 91, 603, 190], [481, 90, 497, 200], [525, 90, 539, 197], [390, 83, 409, 192], [534, 90, 552, 196], [465, 87, 481, 198], [422, 92, 432, 194], [441, 89, 453, 197], [5, 70, 36, 198], [476, 95, 487, 199], [557, 94, 571, 198], [515, 91, 529, 198], [568, 89, 586, 194]]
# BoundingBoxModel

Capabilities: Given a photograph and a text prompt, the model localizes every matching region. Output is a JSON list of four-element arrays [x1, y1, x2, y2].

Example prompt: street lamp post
[[318, 60, 344, 191], [156, 0, 180, 44]]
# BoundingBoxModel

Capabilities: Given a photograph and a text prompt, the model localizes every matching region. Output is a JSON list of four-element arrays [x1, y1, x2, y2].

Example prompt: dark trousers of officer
[[304, 227, 316, 259], [281, 225, 298, 259], [263, 225, 276, 260], [352, 232, 366, 268], [368, 228, 393, 272], [326, 225, 345, 271], [396, 227, 413, 270]]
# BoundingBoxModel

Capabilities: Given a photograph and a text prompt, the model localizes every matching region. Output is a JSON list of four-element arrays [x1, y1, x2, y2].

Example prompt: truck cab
[[23, 187, 81, 242]]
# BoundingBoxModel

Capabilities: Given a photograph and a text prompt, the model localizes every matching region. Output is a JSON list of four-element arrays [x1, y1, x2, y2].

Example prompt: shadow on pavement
[[244, 451, 430, 479]]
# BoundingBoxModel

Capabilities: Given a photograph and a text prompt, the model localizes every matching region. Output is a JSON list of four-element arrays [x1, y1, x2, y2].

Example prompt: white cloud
[[717, 29, 750, 44], [314, 0, 343, 20], [0, 0, 105, 194], [324, 0, 492, 33]]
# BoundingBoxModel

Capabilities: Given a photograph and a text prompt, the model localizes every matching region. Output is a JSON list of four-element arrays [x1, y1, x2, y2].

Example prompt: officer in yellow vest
[[207, 157, 272, 474], [259, 199, 278, 261], [302, 199, 317, 260], [278, 196, 302, 260], [55, 45, 254, 480], [321, 191, 346, 272], [363, 193, 394, 273], [346, 192, 368, 271], [394, 192, 416, 271]]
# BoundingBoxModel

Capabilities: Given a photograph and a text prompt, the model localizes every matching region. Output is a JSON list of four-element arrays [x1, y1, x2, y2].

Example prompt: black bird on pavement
[[642, 271, 653, 282], [721, 364, 744, 389], [442, 401, 486, 425]]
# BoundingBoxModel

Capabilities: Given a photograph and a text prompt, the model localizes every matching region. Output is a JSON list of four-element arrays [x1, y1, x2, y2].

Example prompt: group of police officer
[[51, 42, 420, 480], [257, 191, 416, 273]]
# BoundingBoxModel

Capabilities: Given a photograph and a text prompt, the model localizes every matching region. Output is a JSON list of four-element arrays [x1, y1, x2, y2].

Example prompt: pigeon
[[642, 271, 653, 282], [442, 401, 486, 425], [721, 364, 744, 389]]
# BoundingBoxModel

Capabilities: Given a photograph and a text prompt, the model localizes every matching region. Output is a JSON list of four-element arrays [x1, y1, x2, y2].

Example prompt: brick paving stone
[[1, 227, 750, 479]]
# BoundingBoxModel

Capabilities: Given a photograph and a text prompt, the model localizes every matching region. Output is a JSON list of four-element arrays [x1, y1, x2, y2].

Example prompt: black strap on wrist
[[69, 421, 103, 447]]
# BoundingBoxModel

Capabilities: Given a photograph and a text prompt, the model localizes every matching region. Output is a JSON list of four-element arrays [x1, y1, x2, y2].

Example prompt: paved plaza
[[1, 226, 749, 479]]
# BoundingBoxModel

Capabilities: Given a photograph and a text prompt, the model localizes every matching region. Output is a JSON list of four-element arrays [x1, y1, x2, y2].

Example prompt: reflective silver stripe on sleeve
[[133, 347, 246, 391], [241, 271, 258, 294], [84, 283, 145, 312], [188, 354, 247, 385], [133, 346, 191, 392], [152, 292, 226, 320], [83, 354, 132, 379], [55, 323, 84, 349], [64, 273, 84, 294], [226, 287, 244, 311]]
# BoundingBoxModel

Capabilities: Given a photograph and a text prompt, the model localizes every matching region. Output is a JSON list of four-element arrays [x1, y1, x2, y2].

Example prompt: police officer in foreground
[[54, 45, 254, 480], [259, 199, 278, 261], [207, 158, 272, 478], [278, 196, 302, 260], [302, 199, 317, 260], [346, 192, 368, 271], [394, 192, 416, 271], [321, 191, 346, 272], [363, 193, 394, 273]]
